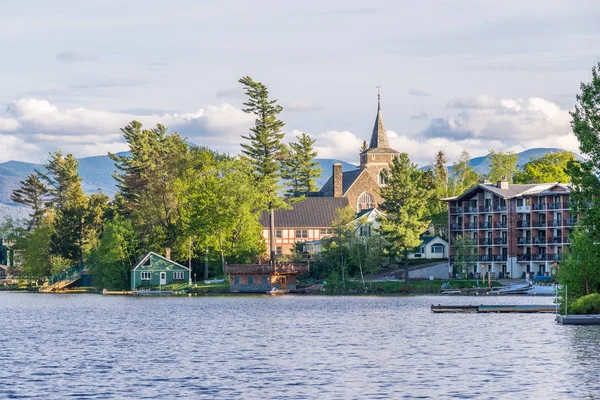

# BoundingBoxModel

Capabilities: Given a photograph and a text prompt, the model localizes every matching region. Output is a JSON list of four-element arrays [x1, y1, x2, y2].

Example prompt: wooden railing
[[226, 263, 310, 275]]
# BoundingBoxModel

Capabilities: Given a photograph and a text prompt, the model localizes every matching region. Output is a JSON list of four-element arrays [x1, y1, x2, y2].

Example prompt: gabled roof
[[319, 168, 365, 196], [259, 197, 350, 228], [448, 182, 569, 202], [132, 252, 190, 271], [421, 236, 447, 246]]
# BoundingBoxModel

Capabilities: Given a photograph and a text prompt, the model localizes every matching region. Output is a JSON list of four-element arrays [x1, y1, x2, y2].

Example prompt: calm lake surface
[[0, 293, 598, 399]]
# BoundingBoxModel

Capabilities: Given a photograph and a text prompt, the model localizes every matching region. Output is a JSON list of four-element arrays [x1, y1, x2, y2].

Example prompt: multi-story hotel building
[[445, 180, 574, 279]]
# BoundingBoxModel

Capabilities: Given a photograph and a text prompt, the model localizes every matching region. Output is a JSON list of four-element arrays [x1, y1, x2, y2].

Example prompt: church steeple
[[369, 86, 390, 149]]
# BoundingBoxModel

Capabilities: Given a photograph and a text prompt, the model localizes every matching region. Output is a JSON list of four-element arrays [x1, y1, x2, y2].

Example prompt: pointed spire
[[369, 85, 389, 149]]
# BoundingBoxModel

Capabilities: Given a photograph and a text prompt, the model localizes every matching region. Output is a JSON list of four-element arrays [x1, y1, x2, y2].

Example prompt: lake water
[[0, 293, 598, 399]]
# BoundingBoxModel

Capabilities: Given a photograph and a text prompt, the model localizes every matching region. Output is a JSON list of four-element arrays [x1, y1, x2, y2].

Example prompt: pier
[[432, 304, 556, 313]]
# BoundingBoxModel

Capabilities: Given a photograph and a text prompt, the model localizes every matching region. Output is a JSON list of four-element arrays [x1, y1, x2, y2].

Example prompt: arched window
[[357, 192, 376, 211], [378, 169, 389, 185]]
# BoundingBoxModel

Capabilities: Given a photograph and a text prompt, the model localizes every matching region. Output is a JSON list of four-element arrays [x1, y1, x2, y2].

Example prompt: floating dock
[[556, 315, 600, 325], [432, 304, 556, 313]]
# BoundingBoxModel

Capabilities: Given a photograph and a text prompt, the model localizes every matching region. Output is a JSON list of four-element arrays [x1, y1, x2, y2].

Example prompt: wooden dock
[[432, 304, 556, 313], [556, 315, 600, 325]]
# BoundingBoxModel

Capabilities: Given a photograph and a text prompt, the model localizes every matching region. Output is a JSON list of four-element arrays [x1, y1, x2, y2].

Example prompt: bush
[[570, 293, 600, 315]]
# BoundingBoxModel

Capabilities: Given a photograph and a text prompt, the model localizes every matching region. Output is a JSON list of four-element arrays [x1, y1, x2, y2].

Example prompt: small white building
[[408, 236, 449, 259]]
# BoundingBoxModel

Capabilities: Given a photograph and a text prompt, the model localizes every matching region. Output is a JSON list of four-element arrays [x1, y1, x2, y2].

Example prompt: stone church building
[[318, 96, 399, 211]]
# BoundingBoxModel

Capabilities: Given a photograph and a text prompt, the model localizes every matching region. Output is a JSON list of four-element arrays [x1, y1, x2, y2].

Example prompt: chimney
[[333, 163, 343, 197], [497, 176, 509, 190], [165, 248, 171, 260]]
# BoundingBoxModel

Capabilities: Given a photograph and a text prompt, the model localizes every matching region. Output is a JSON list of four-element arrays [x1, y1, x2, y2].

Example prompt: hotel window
[[248, 276, 254, 285], [295, 230, 308, 239], [173, 271, 184, 280], [141, 272, 151, 280], [275, 230, 282, 239]]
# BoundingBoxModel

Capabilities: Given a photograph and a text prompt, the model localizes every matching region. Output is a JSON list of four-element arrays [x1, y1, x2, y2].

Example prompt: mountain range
[[0, 148, 579, 222]]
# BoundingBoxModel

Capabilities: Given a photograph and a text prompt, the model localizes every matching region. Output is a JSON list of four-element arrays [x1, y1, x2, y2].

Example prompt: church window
[[378, 169, 389, 185], [357, 192, 376, 211]]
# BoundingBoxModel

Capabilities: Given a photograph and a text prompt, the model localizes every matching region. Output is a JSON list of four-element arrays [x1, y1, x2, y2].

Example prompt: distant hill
[[466, 148, 582, 175], [0, 154, 357, 221], [0, 148, 580, 221]]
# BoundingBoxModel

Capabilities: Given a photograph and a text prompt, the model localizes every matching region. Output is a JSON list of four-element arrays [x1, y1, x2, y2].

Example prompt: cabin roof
[[132, 252, 190, 272]]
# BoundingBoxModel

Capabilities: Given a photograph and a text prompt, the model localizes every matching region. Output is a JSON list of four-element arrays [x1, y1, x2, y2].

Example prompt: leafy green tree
[[486, 150, 519, 183], [177, 149, 265, 276], [566, 63, 600, 242], [87, 219, 138, 290], [239, 76, 287, 260], [281, 133, 322, 196], [557, 228, 600, 307], [318, 206, 357, 286], [450, 150, 480, 194], [514, 152, 576, 184], [20, 221, 52, 279], [378, 153, 433, 283], [451, 236, 477, 278], [40, 151, 88, 264], [10, 173, 49, 230]]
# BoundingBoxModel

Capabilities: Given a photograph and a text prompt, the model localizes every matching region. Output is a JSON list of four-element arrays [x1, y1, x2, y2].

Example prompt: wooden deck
[[226, 263, 309, 275]]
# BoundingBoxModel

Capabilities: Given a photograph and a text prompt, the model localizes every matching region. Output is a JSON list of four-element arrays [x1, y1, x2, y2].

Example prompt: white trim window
[[295, 230, 308, 239], [141, 272, 151, 280], [431, 244, 445, 254], [173, 271, 185, 280]]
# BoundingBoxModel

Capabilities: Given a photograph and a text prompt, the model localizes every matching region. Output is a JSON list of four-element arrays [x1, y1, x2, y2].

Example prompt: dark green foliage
[[281, 133, 322, 196], [378, 153, 433, 283], [10, 173, 49, 230], [87, 219, 139, 290], [239, 76, 286, 208]]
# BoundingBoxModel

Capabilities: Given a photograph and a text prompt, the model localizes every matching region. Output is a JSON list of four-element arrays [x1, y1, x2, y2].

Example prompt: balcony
[[495, 221, 507, 229], [495, 205, 507, 212], [549, 236, 570, 244], [517, 220, 531, 228], [547, 202, 562, 210], [450, 207, 464, 214], [495, 254, 508, 262], [465, 206, 479, 213], [478, 255, 493, 262], [480, 222, 493, 229], [483, 206, 493, 213], [450, 223, 462, 231], [465, 223, 478, 230], [481, 238, 493, 246], [518, 237, 531, 245], [516, 205, 531, 213], [531, 220, 547, 228], [518, 254, 532, 262], [532, 203, 546, 211], [494, 237, 507, 245], [533, 237, 547, 245]]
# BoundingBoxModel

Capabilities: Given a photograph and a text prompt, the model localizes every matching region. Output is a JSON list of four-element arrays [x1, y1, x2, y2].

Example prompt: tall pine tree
[[282, 133, 322, 196], [10, 173, 49, 230], [239, 76, 287, 261], [378, 153, 433, 283]]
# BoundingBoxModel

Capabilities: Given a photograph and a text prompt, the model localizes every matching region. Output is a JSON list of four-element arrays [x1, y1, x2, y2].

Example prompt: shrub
[[570, 293, 600, 315]]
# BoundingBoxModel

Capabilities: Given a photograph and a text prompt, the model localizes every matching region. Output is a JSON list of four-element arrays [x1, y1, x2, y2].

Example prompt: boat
[[268, 288, 288, 295]]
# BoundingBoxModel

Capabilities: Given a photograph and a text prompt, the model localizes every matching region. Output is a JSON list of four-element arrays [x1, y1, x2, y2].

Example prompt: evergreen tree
[[10, 173, 49, 230], [486, 150, 519, 183], [428, 151, 450, 237], [514, 152, 576, 184], [40, 151, 88, 264], [110, 122, 189, 255], [360, 140, 368, 152], [378, 153, 433, 283], [282, 133, 322, 196], [239, 76, 287, 260]]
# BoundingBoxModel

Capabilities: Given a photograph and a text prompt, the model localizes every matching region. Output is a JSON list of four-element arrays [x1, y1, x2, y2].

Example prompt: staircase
[[40, 264, 85, 293]]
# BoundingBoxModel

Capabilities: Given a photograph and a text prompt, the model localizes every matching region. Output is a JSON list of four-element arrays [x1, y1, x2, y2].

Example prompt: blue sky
[[1, 0, 599, 165]]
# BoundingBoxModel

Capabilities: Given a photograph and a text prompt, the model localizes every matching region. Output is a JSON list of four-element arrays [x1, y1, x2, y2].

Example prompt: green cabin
[[131, 252, 190, 290]]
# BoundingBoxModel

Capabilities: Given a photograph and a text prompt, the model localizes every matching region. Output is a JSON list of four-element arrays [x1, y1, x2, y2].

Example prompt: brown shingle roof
[[319, 169, 365, 196], [259, 197, 350, 228]]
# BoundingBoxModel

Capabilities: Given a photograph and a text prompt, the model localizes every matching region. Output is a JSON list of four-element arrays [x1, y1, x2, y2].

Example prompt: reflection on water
[[0, 293, 596, 399]]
